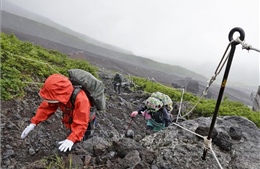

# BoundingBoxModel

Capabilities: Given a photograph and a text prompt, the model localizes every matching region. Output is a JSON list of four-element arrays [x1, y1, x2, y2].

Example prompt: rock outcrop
[[141, 116, 260, 169], [252, 86, 260, 111], [172, 77, 200, 95]]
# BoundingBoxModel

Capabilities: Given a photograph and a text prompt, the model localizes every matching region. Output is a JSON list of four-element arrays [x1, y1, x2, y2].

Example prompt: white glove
[[58, 139, 74, 152], [21, 123, 36, 139]]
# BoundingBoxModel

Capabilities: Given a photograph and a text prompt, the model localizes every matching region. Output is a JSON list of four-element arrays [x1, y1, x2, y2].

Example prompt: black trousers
[[82, 117, 96, 141], [83, 123, 91, 141], [113, 82, 121, 94]]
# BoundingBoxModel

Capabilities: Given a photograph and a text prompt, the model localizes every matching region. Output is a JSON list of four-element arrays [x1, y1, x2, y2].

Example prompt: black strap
[[69, 88, 96, 136], [70, 88, 97, 111], [70, 87, 96, 119], [70, 88, 81, 108]]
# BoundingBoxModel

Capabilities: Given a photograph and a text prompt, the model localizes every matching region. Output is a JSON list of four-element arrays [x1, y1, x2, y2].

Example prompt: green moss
[[132, 76, 260, 127], [1, 32, 98, 100]]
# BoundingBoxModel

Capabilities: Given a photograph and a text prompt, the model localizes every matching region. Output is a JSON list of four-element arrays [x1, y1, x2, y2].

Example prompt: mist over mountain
[[1, 0, 257, 106], [2, 0, 259, 89], [2, 0, 134, 55], [1, 1, 208, 81]]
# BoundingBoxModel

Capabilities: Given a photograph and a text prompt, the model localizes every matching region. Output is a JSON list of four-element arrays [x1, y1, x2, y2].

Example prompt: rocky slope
[[1, 4, 259, 168], [1, 67, 260, 169]]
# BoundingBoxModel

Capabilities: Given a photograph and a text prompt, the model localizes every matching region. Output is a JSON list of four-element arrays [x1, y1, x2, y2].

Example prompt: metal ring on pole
[[228, 27, 245, 45]]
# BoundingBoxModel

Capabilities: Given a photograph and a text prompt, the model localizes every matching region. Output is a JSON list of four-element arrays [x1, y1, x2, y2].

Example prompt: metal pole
[[201, 27, 245, 160], [176, 87, 185, 123]]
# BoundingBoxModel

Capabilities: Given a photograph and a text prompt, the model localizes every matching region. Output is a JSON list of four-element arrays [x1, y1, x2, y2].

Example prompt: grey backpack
[[68, 69, 106, 111]]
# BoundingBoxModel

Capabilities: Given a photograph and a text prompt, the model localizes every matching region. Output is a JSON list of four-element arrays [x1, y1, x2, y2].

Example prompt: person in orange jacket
[[21, 74, 94, 152]]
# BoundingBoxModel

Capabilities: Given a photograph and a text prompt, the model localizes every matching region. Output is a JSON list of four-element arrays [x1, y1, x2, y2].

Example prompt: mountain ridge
[[2, 0, 134, 55], [1, 9, 208, 82], [1, 3, 255, 106]]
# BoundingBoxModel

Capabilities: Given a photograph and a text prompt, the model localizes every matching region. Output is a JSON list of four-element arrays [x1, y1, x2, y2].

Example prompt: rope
[[178, 42, 232, 119], [180, 94, 204, 118], [202, 136, 223, 169], [145, 36, 258, 169], [176, 88, 185, 123], [171, 122, 204, 138], [12, 54, 61, 74], [203, 136, 212, 149], [23, 82, 44, 85], [210, 146, 224, 169], [235, 37, 260, 53], [170, 122, 223, 169], [8, 53, 62, 87]]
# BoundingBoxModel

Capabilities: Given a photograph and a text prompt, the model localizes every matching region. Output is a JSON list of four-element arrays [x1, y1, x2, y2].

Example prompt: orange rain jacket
[[31, 74, 91, 143]]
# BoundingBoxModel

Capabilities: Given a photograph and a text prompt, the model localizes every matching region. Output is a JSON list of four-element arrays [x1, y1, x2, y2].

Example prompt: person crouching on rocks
[[20, 74, 95, 152], [130, 96, 172, 135]]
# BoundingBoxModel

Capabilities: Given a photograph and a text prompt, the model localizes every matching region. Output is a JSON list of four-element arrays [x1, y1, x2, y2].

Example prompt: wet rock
[[229, 126, 242, 140], [140, 116, 260, 169], [252, 86, 260, 111], [195, 126, 218, 139], [93, 142, 108, 156], [119, 150, 141, 168], [29, 147, 36, 155], [112, 137, 144, 158], [81, 136, 110, 155], [3, 149, 15, 159], [139, 149, 156, 164], [213, 131, 232, 151], [125, 129, 134, 138]]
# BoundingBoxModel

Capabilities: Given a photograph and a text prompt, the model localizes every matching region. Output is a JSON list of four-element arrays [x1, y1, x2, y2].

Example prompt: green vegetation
[[1, 33, 98, 100], [1, 32, 259, 127], [28, 154, 73, 169], [132, 76, 260, 127]]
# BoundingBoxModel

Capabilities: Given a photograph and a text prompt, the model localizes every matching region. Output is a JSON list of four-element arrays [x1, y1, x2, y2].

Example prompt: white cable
[[176, 88, 184, 122], [171, 122, 204, 139], [210, 147, 224, 169], [202, 136, 223, 169], [235, 37, 260, 53], [171, 123, 224, 169], [12, 53, 61, 74], [203, 136, 212, 150], [23, 82, 44, 85], [178, 42, 231, 119]]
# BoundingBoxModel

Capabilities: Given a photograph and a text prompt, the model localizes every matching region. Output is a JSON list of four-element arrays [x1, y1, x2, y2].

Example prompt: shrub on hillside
[[1, 33, 98, 100]]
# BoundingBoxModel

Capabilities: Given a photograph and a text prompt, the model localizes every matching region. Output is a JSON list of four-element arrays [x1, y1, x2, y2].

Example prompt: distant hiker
[[21, 73, 103, 153], [113, 73, 123, 94], [131, 95, 172, 135]]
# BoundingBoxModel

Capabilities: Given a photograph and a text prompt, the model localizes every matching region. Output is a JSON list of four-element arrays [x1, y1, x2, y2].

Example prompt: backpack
[[143, 96, 164, 112], [114, 73, 123, 83], [150, 92, 173, 112], [68, 69, 106, 111]]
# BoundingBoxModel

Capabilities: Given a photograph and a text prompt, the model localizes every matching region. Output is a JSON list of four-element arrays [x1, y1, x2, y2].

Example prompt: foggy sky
[[4, 0, 260, 86]]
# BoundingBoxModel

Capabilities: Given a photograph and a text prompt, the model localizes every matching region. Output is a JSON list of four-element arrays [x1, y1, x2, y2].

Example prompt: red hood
[[39, 74, 73, 104]]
